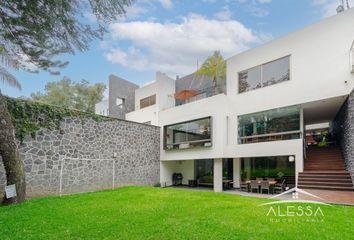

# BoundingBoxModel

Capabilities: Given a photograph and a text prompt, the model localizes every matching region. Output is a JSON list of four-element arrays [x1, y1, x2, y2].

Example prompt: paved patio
[[225, 189, 354, 206], [302, 189, 354, 206], [171, 186, 354, 206]]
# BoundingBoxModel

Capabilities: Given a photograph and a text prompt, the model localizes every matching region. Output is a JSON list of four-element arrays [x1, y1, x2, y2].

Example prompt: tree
[[31, 78, 106, 113], [0, 0, 134, 74], [0, 51, 26, 205], [0, 0, 133, 204], [196, 51, 226, 94]]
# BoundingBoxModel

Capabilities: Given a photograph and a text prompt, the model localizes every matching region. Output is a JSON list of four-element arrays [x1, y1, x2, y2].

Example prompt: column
[[233, 158, 241, 188], [213, 158, 223, 192]]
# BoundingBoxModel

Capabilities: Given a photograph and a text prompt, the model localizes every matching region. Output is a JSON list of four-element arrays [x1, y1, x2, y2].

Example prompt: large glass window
[[241, 156, 295, 186], [164, 117, 212, 150], [238, 56, 290, 93], [195, 159, 213, 179], [238, 105, 301, 144]]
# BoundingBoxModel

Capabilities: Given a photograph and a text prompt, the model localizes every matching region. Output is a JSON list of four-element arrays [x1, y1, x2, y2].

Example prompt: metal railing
[[175, 84, 226, 106], [238, 130, 302, 144]]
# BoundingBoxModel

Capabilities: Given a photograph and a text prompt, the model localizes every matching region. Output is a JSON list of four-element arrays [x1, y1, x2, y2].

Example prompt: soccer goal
[[59, 157, 116, 196]]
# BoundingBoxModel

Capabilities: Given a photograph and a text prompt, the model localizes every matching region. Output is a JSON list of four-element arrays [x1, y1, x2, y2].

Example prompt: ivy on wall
[[5, 97, 114, 141]]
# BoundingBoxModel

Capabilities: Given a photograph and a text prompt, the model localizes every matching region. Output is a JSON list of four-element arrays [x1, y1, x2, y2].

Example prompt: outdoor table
[[223, 180, 233, 189], [244, 180, 277, 193], [245, 180, 277, 185]]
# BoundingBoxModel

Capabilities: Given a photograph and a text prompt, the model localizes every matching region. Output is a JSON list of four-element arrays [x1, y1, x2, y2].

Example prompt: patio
[[172, 185, 354, 206]]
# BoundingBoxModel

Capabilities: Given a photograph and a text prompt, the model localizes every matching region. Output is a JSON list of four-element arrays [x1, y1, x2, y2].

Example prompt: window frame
[[237, 105, 301, 144], [238, 55, 291, 94], [163, 116, 213, 150]]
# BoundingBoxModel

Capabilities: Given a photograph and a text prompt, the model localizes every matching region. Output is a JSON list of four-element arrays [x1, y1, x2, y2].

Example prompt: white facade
[[127, 10, 354, 191], [126, 72, 175, 125], [95, 99, 109, 116]]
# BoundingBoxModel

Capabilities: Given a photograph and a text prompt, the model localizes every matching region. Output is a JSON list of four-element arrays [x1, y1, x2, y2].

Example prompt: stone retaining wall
[[333, 89, 354, 183], [0, 117, 160, 197]]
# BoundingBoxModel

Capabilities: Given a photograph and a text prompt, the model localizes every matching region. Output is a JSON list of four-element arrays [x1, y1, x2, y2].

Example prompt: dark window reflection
[[238, 56, 290, 93], [164, 117, 212, 150], [238, 105, 301, 144]]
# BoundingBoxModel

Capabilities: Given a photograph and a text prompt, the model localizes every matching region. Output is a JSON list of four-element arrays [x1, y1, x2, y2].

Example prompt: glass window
[[238, 56, 290, 93], [238, 105, 301, 144], [164, 117, 212, 150], [263, 57, 290, 87], [241, 156, 295, 187], [195, 159, 214, 179], [140, 94, 156, 109], [238, 66, 261, 93]]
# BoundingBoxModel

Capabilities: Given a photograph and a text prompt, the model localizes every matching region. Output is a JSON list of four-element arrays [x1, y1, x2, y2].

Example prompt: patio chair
[[240, 182, 249, 192], [260, 181, 270, 194], [273, 179, 286, 194], [256, 177, 263, 181], [250, 180, 259, 193]]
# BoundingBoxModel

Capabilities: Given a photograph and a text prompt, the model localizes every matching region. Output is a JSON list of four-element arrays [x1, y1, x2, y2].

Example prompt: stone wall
[[0, 117, 160, 197], [333, 89, 354, 183]]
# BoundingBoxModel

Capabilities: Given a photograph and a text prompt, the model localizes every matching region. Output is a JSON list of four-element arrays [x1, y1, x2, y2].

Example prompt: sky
[[2, 0, 353, 98]]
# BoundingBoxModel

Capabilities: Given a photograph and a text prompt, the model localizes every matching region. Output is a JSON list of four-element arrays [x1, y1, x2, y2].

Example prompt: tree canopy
[[0, 0, 133, 75], [31, 77, 106, 113], [196, 50, 226, 87]]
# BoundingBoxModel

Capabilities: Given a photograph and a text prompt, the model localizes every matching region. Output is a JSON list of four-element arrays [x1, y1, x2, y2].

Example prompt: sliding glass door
[[240, 156, 295, 181]]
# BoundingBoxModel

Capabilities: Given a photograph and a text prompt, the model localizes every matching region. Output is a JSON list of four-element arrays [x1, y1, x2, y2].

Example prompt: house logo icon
[[258, 187, 332, 206]]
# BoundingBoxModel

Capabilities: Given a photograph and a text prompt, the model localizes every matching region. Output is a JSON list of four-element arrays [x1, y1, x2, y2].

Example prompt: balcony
[[164, 117, 212, 151], [175, 84, 226, 107]]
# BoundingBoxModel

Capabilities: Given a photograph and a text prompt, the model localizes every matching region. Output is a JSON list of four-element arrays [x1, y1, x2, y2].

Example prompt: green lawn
[[0, 186, 353, 240]]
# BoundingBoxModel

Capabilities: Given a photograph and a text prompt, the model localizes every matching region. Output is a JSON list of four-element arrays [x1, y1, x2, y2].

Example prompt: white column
[[233, 158, 241, 188], [213, 158, 223, 192]]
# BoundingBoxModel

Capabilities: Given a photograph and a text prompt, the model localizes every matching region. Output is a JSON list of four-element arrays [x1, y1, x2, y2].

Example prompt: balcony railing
[[238, 131, 302, 144], [165, 139, 212, 150], [175, 84, 226, 106]]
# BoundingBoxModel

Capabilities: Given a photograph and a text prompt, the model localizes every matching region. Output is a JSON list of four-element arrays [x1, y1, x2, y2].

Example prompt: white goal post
[[59, 156, 116, 196]]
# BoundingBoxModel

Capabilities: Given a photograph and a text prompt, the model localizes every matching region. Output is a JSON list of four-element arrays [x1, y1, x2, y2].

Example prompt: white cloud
[[159, 0, 173, 9], [235, 0, 270, 17], [257, 0, 272, 3], [104, 14, 271, 75], [214, 6, 232, 20], [202, 0, 217, 3], [125, 5, 148, 19], [313, 0, 353, 17]]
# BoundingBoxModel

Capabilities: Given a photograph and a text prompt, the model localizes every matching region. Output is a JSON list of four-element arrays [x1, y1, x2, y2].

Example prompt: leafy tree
[[196, 51, 226, 93], [0, 0, 133, 205], [0, 48, 26, 205], [0, 48, 21, 90], [31, 78, 106, 113], [0, 0, 134, 74]]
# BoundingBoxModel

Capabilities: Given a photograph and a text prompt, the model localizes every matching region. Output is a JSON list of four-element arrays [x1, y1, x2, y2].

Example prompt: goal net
[[59, 157, 115, 196]]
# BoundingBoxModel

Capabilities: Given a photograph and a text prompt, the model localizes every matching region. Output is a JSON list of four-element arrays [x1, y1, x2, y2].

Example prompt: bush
[[153, 182, 161, 187], [318, 140, 329, 147]]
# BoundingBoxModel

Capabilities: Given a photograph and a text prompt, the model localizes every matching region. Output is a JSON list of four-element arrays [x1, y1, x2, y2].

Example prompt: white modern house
[[126, 72, 175, 125], [123, 9, 354, 192]]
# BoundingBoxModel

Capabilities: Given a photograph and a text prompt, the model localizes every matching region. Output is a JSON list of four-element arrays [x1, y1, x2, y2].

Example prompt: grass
[[0, 186, 353, 240]]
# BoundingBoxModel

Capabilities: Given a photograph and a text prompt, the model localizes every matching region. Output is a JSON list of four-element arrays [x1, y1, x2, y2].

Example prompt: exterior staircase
[[298, 146, 354, 191]]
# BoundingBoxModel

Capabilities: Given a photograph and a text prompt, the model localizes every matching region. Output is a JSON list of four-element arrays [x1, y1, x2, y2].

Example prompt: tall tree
[[196, 51, 226, 94], [31, 78, 106, 113], [0, 0, 133, 204], [0, 51, 25, 205]]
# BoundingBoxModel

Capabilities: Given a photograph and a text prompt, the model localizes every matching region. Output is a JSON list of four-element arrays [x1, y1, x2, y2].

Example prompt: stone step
[[298, 185, 354, 191], [298, 181, 353, 186], [298, 177, 352, 183]]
